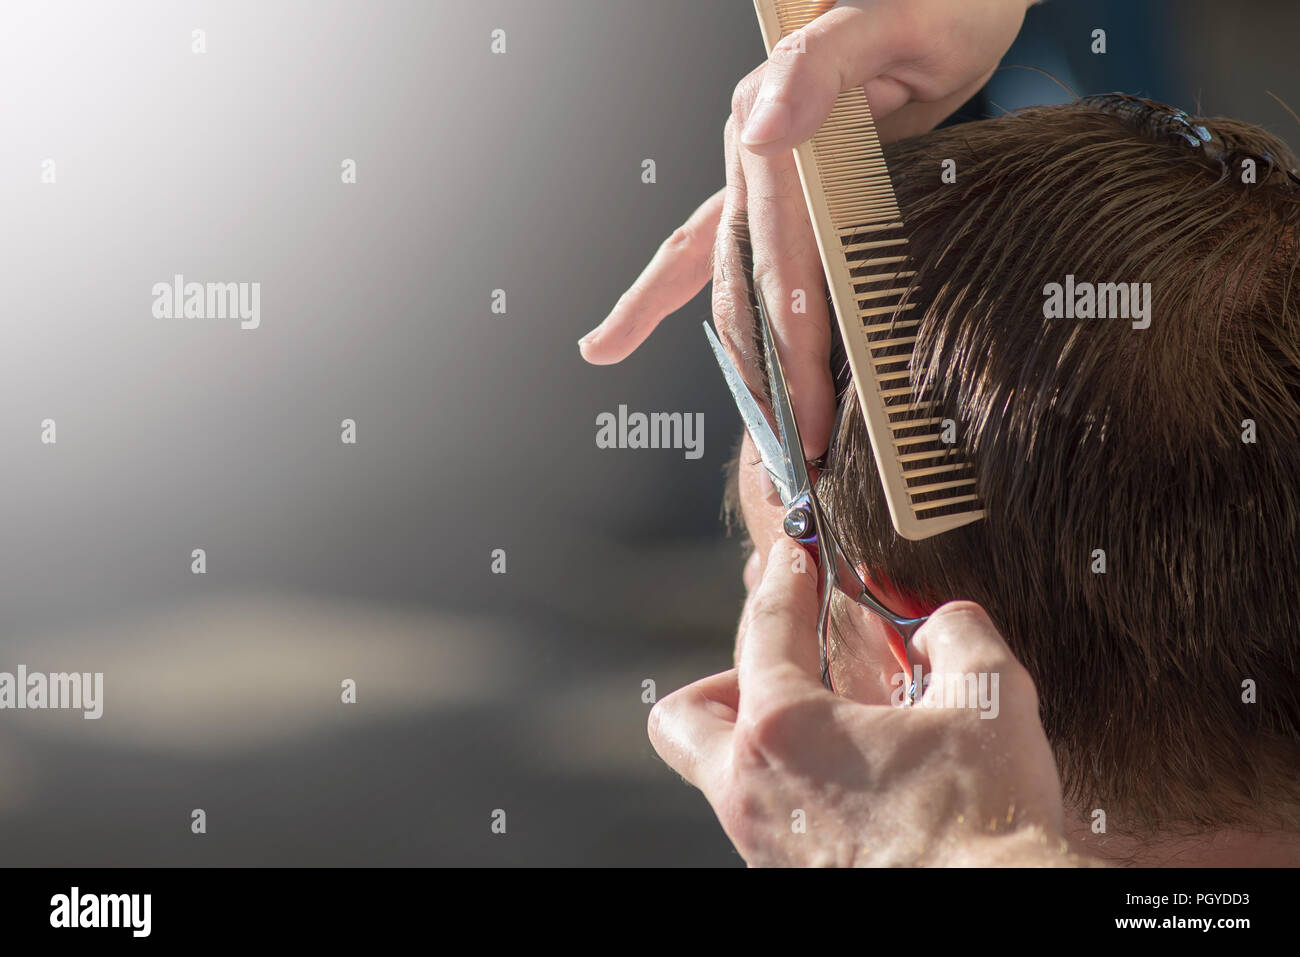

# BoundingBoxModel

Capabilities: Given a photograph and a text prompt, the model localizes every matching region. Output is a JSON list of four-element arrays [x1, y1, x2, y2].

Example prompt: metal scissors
[[704, 289, 925, 701]]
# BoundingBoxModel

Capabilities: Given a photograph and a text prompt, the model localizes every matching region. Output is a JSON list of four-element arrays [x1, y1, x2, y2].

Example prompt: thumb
[[737, 538, 826, 691], [741, 4, 913, 152]]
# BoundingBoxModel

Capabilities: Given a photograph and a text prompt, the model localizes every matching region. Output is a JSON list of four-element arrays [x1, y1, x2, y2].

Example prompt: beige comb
[[751, 0, 985, 541]]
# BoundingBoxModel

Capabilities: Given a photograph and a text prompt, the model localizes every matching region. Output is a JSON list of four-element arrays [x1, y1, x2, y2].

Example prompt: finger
[[741, 2, 916, 152], [910, 601, 1034, 705], [647, 669, 739, 791], [711, 115, 766, 405], [579, 188, 724, 364], [739, 140, 835, 459], [737, 538, 825, 715], [731, 435, 794, 669], [873, 68, 996, 144], [742, 548, 760, 591]]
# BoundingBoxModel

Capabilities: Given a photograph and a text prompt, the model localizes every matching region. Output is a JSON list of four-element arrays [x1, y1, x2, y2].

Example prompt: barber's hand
[[648, 537, 1081, 867], [581, 0, 1036, 458]]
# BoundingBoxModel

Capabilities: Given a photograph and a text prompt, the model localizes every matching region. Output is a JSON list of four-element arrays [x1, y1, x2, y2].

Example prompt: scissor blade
[[754, 289, 812, 500], [703, 321, 793, 504]]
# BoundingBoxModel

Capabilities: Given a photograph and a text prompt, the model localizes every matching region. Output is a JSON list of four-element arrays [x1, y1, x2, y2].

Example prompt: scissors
[[704, 289, 925, 702]]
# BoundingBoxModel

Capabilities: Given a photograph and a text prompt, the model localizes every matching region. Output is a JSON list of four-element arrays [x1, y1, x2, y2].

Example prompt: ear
[[858, 566, 939, 619], [847, 565, 941, 678]]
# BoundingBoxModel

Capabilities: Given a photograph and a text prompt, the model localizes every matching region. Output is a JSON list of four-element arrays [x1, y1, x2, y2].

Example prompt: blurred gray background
[[0, 0, 1295, 866]]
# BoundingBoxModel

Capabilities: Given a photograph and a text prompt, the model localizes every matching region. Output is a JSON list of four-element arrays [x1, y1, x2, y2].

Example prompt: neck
[[1064, 808, 1300, 866]]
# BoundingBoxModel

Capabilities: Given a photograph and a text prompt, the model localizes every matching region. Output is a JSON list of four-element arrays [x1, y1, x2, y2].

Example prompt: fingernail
[[741, 99, 790, 147], [758, 468, 781, 505]]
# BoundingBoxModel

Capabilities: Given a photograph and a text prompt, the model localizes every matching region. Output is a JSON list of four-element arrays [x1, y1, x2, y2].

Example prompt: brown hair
[[735, 96, 1300, 835]]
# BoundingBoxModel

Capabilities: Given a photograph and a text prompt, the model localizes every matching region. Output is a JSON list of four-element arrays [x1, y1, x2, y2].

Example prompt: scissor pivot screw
[[783, 506, 812, 539]]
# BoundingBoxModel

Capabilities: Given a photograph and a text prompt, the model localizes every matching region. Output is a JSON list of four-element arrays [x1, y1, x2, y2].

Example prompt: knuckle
[[730, 721, 768, 773], [645, 690, 683, 745], [711, 286, 744, 330], [771, 29, 805, 58], [659, 678, 699, 711], [937, 600, 993, 626], [730, 85, 749, 121], [733, 696, 805, 766], [769, 45, 811, 92], [731, 714, 776, 770], [730, 66, 764, 120], [723, 112, 737, 142], [645, 696, 668, 741], [745, 592, 796, 633], [661, 223, 700, 256], [617, 282, 650, 315]]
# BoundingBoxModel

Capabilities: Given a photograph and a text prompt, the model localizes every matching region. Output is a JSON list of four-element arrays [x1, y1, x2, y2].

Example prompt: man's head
[[726, 95, 1300, 841]]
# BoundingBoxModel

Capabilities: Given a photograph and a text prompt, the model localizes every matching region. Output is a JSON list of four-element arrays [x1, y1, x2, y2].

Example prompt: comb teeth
[[753, 0, 984, 540]]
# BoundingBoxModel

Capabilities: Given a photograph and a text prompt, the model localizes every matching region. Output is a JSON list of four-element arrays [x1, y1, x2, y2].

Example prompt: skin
[[590, 0, 1299, 866], [600, 0, 1056, 864], [581, 0, 1040, 458], [648, 434, 1085, 866], [653, 435, 1300, 865]]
